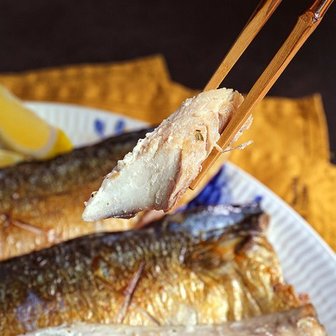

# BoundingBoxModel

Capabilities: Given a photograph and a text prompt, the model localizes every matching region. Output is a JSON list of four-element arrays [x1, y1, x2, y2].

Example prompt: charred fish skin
[[23, 305, 327, 336], [0, 128, 152, 260], [0, 204, 302, 335]]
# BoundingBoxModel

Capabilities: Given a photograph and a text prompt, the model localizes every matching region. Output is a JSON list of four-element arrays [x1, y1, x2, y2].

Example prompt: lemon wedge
[[0, 149, 25, 168], [0, 85, 73, 159]]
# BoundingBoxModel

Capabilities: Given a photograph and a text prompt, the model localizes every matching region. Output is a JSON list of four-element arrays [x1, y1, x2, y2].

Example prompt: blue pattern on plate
[[185, 165, 231, 209], [94, 118, 126, 138], [94, 119, 106, 137], [114, 119, 126, 135], [183, 165, 262, 209], [253, 195, 263, 204]]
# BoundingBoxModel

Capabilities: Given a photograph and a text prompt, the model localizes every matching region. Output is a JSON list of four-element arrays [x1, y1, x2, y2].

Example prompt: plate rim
[[227, 162, 336, 262], [25, 100, 149, 126]]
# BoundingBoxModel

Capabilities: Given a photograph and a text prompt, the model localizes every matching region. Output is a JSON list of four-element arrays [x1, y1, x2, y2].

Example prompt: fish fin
[[115, 261, 145, 323], [1, 212, 49, 235]]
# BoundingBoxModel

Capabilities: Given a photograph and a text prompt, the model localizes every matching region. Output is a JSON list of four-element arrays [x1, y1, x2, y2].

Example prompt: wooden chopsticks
[[204, 0, 283, 91], [190, 0, 334, 190]]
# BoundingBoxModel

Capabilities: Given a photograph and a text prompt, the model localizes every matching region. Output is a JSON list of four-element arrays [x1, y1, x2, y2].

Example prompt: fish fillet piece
[[23, 305, 326, 336], [83, 88, 245, 221], [0, 128, 151, 260], [0, 204, 304, 335]]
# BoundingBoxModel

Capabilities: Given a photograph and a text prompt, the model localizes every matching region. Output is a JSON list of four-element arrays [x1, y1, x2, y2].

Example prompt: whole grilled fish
[[24, 305, 326, 336], [0, 128, 151, 260], [0, 204, 304, 335]]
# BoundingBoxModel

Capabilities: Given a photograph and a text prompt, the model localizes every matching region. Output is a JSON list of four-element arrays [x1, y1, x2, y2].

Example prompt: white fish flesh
[[23, 305, 326, 336], [82, 88, 245, 221]]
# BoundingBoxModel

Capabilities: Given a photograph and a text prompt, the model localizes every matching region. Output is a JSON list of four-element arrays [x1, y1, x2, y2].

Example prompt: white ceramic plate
[[27, 101, 336, 334]]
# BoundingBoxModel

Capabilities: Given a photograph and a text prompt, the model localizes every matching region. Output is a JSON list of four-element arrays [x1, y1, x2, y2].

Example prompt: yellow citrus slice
[[0, 85, 73, 159], [0, 149, 25, 168]]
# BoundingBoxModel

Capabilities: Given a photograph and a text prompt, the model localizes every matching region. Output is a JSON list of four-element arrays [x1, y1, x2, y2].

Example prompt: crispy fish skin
[[0, 204, 302, 335], [23, 305, 327, 336], [0, 128, 152, 260]]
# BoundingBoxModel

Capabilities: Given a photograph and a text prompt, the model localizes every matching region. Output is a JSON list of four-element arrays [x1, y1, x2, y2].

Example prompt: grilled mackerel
[[0, 204, 305, 335], [0, 128, 151, 260]]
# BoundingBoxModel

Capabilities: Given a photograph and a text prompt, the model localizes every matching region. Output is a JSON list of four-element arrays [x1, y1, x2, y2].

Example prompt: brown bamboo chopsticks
[[204, 0, 283, 91], [190, 0, 334, 190]]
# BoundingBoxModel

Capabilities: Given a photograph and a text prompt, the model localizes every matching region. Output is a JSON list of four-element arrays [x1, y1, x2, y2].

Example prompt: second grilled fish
[[0, 128, 151, 260], [0, 204, 303, 335]]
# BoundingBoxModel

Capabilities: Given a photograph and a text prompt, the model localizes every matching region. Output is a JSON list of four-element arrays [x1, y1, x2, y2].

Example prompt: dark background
[[0, 0, 335, 160]]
